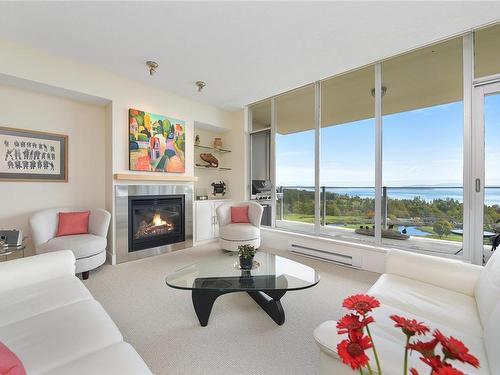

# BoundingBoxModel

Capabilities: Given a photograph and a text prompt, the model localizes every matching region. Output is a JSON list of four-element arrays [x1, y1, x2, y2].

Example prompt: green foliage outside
[[276, 188, 500, 243]]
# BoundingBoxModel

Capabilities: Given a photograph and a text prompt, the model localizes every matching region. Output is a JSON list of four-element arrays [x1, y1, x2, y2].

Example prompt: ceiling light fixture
[[146, 61, 158, 76], [196, 81, 206, 92]]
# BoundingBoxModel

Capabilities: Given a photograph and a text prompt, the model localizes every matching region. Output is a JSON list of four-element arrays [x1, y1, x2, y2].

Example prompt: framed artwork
[[0, 127, 68, 182], [129, 108, 186, 173]]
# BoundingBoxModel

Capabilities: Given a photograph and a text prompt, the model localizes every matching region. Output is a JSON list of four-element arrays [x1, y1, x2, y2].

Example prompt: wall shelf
[[114, 173, 198, 182], [194, 165, 232, 171], [194, 144, 232, 153]]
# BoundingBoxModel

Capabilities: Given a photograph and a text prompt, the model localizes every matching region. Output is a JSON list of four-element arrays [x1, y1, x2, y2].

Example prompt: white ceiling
[[0, 2, 500, 111]]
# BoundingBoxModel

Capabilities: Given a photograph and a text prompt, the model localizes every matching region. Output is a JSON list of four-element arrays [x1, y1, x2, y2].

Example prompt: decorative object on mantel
[[0, 127, 67, 182], [237, 244, 257, 270], [129, 108, 185, 173], [211, 181, 226, 196], [213, 137, 222, 149], [199, 153, 219, 168], [195, 134, 200, 146]]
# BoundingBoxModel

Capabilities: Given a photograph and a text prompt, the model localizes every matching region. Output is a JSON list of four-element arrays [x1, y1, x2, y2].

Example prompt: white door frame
[[471, 81, 500, 264]]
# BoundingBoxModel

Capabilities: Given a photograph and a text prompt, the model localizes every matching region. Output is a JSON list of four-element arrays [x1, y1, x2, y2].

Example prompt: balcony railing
[[275, 185, 500, 257]]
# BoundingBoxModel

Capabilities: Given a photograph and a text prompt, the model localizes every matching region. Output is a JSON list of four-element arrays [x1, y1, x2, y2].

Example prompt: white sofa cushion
[[483, 301, 500, 374], [474, 250, 500, 326], [0, 276, 92, 327], [370, 273, 483, 337], [0, 251, 75, 294], [386, 249, 483, 296], [0, 299, 123, 374], [43, 342, 151, 375], [219, 223, 260, 241], [37, 234, 106, 259]]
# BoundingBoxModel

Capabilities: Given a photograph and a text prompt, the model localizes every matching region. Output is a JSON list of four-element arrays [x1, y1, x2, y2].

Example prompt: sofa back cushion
[[483, 300, 500, 374], [474, 250, 500, 327], [56, 211, 90, 237]]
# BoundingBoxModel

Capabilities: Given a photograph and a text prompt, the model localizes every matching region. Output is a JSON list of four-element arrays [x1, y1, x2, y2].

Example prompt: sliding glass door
[[472, 82, 500, 265]]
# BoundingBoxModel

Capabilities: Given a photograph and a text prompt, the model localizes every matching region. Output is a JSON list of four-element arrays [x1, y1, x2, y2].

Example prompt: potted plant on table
[[238, 244, 256, 270]]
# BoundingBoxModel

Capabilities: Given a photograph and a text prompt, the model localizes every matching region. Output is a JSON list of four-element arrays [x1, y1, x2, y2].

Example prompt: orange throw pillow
[[231, 206, 249, 223], [0, 341, 26, 375], [56, 211, 90, 237]]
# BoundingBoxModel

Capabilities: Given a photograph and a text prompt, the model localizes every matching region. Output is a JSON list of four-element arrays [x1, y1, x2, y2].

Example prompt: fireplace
[[115, 184, 193, 263], [128, 195, 185, 252]]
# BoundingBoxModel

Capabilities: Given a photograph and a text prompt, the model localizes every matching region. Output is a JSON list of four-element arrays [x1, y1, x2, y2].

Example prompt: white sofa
[[0, 251, 151, 375], [216, 201, 263, 251], [314, 249, 500, 375], [30, 207, 111, 279]]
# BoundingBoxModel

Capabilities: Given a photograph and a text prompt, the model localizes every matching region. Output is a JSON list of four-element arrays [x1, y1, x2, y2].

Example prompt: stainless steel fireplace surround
[[115, 184, 193, 263]]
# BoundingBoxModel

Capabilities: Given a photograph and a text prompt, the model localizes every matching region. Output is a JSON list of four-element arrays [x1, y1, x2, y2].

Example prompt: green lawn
[[281, 214, 463, 243]]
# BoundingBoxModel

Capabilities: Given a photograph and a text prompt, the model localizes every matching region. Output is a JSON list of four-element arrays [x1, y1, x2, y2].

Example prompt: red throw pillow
[[56, 211, 90, 237], [231, 206, 249, 223], [0, 342, 26, 375]]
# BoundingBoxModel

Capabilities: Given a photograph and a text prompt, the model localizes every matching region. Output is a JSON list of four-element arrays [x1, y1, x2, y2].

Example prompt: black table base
[[192, 289, 286, 327]]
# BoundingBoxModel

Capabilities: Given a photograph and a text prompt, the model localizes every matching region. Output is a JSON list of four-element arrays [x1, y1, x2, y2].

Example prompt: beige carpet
[[83, 243, 379, 375]]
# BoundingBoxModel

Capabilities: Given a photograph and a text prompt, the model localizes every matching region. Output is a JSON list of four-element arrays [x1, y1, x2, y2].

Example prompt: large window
[[275, 85, 315, 233], [247, 23, 500, 264], [320, 67, 375, 242], [381, 37, 464, 255]]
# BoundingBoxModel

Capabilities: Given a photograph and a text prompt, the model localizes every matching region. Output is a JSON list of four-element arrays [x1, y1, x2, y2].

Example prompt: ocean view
[[281, 187, 500, 206]]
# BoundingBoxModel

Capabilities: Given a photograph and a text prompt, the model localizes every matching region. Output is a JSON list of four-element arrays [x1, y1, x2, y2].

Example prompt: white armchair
[[216, 201, 263, 251], [29, 207, 111, 279]]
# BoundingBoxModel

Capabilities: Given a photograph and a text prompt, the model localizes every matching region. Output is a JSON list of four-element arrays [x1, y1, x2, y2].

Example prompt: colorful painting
[[0, 127, 67, 182], [129, 109, 185, 173]]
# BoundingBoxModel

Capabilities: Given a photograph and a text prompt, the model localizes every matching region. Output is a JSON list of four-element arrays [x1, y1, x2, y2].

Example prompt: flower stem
[[359, 368, 364, 375], [366, 362, 374, 375], [403, 335, 410, 375], [366, 325, 382, 375]]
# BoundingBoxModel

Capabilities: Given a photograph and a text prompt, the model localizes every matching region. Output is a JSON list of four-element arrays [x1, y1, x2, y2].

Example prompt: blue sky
[[276, 94, 500, 187]]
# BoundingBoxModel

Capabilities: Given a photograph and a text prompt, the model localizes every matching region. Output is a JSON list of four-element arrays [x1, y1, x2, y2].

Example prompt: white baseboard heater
[[289, 243, 362, 269]]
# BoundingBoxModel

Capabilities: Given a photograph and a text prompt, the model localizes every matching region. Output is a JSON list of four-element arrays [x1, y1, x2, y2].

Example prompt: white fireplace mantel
[[114, 173, 198, 183]]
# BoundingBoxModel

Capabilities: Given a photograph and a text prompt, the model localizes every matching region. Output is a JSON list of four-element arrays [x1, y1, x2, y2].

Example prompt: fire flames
[[134, 212, 174, 239], [153, 213, 167, 227]]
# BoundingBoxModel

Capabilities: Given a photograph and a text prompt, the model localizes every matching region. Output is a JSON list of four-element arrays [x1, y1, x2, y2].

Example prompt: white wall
[[0, 38, 245, 260], [0, 84, 106, 256]]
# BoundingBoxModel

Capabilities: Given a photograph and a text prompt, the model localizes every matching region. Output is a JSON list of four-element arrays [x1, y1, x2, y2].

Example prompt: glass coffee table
[[166, 251, 320, 327]]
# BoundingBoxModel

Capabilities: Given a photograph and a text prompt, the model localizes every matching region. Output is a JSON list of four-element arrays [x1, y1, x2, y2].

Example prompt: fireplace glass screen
[[128, 195, 185, 252]]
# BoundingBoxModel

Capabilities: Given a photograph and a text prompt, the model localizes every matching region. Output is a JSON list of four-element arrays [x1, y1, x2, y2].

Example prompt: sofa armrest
[[385, 249, 483, 296], [247, 202, 263, 228], [216, 204, 232, 227], [0, 250, 76, 294], [89, 208, 111, 238]]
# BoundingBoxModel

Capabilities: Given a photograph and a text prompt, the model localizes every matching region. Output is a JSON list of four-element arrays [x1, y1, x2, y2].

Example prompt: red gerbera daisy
[[407, 339, 439, 358], [433, 330, 480, 368], [336, 314, 374, 335], [410, 369, 420, 375], [420, 355, 446, 371], [342, 294, 380, 315], [432, 367, 465, 375], [391, 315, 430, 337], [336, 335, 372, 370]]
